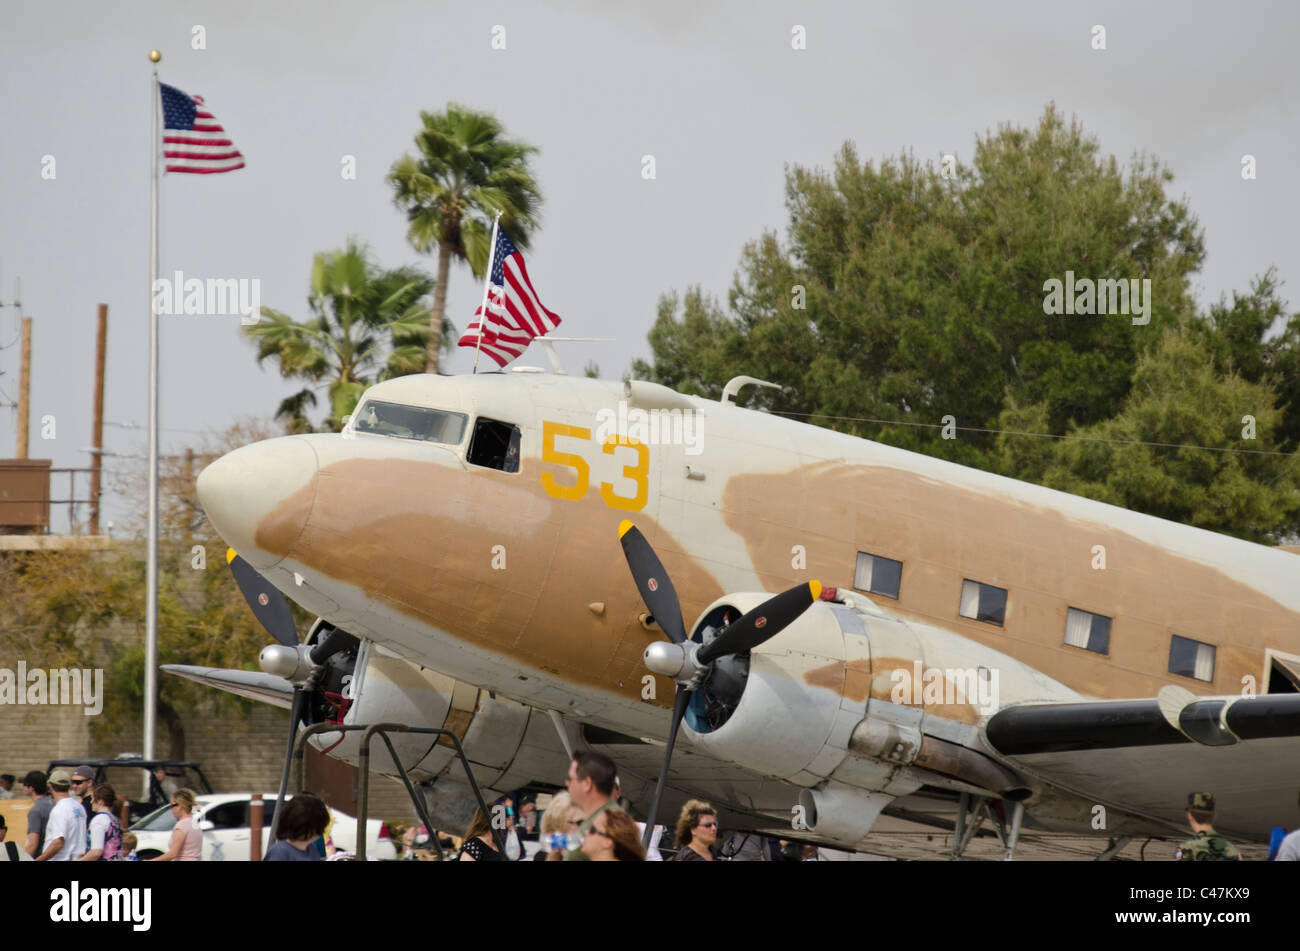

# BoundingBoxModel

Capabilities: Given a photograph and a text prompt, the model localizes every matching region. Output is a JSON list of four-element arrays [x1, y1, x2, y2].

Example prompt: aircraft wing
[[981, 692, 1300, 839], [161, 664, 296, 710]]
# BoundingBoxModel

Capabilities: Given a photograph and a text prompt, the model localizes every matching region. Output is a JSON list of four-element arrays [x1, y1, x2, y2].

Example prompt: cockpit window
[[468, 418, 521, 473], [353, 400, 468, 445]]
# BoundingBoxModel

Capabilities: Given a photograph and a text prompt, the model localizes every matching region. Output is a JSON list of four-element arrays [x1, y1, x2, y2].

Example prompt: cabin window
[[353, 400, 467, 445], [853, 552, 902, 599], [1064, 607, 1111, 655], [1169, 635, 1215, 682], [959, 579, 1007, 626], [468, 418, 521, 473]]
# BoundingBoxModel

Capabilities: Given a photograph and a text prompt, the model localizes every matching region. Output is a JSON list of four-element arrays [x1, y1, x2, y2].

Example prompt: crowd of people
[[2, 765, 334, 862], [436, 751, 829, 862], [9, 757, 1292, 863]]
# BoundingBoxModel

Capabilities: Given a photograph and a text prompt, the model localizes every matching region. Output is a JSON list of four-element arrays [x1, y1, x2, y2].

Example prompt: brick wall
[[0, 695, 416, 822]]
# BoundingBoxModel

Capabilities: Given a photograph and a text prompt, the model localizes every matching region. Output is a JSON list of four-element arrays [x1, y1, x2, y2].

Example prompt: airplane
[[165, 367, 1300, 859]]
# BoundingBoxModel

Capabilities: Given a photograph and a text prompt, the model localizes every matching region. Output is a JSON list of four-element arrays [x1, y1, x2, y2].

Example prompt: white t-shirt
[[88, 812, 114, 853], [43, 797, 87, 860], [1276, 829, 1300, 861]]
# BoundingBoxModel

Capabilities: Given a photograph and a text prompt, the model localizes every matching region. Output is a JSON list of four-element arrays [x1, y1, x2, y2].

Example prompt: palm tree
[[387, 104, 543, 372], [245, 238, 443, 432]]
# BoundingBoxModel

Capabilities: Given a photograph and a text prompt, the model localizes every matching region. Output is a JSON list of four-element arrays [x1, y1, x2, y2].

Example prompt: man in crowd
[[0, 774, 16, 799], [0, 814, 32, 861], [22, 770, 53, 859], [563, 751, 623, 861], [35, 768, 87, 862], [71, 765, 95, 813], [1175, 792, 1240, 861]]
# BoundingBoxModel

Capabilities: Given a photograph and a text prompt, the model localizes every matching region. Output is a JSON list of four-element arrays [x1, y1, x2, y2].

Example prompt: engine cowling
[[682, 594, 869, 784]]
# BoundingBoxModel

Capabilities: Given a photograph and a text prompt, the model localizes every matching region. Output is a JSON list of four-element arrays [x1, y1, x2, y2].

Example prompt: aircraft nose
[[197, 436, 319, 569]]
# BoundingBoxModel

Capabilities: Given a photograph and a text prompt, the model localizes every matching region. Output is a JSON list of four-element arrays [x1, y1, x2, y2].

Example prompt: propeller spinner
[[617, 520, 820, 847], [225, 549, 357, 839]]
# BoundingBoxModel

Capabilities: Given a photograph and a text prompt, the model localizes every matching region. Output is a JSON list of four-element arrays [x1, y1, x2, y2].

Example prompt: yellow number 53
[[540, 420, 648, 511]]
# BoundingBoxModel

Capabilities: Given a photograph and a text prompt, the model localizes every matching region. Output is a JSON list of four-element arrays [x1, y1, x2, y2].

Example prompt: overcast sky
[[2, 0, 1297, 531]]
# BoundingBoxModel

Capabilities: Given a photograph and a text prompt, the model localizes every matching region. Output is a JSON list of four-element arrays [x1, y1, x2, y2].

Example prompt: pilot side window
[[1169, 634, 1215, 682], [353, 400, 467, 445], [853, 552, 902, 599], [1064, 607, 1111, 655], [959, 579, 1007, 626], [468, 418, 521, 473]]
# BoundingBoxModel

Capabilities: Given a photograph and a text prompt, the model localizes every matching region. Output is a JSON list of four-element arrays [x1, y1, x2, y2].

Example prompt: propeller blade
[[618, 521, 687, 644], [270, 685, 307, 845], [641, 685, 692, 849], [697, 580, 821, 665], [227, 548, 298, 647]]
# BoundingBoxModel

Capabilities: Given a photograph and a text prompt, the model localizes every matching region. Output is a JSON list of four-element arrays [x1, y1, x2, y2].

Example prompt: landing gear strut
[[951, 792, 1024, 861]]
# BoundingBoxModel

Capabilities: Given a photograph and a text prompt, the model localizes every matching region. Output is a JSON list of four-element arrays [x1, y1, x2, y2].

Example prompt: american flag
[[458, 228, 561, 367], [160, 83, 245, 174]]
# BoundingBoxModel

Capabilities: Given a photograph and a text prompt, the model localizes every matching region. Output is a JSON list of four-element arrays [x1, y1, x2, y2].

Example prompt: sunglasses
[[699, 820, 717, 828]]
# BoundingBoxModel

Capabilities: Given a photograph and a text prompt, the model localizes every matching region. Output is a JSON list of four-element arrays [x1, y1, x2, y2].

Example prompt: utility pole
[[90, 304, 108, 533], [16, 316, 31, 458]]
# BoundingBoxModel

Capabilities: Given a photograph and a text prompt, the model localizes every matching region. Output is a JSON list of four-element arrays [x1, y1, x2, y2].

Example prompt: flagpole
[[472, 211, 502, 374], [144, 50, 162, 777]]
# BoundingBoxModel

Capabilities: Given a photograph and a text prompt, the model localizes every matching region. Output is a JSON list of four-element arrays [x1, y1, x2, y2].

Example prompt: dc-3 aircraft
[[167, 368, 1300, 858]]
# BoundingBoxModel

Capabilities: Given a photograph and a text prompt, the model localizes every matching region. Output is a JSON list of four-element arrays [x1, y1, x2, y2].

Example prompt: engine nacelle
[[305, 638, 567, 797], [683, 595, 867, 784]]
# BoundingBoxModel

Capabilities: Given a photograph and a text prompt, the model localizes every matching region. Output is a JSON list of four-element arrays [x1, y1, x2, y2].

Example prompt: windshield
[[131, 802, 179, 832], [353, 400, 467, 445]]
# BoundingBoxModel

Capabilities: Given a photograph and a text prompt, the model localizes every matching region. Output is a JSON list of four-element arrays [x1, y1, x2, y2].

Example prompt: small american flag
[[160, 83, 245, 174], [458, 228, 561, 367]]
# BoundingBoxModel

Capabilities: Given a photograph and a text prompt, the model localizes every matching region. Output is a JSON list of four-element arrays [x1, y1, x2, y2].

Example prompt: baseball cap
[[72, 765, 95, 782], [47, 768, 73, 787], [1187, 791, 1215, 811]]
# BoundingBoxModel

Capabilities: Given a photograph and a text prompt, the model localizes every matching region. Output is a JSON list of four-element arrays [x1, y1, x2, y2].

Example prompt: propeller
[[617, 520, 821, 848], [224, 548, 357, 842]]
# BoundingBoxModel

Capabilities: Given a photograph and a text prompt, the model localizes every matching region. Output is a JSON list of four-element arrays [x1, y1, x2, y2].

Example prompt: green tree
[[387, 104, 543, 373], [0, 423, 296, 759], [247, 238, 438, 432], [1189, 268, 1300, 451], [1010, 327, 1300, 542], [637, 105, 1206, 470]]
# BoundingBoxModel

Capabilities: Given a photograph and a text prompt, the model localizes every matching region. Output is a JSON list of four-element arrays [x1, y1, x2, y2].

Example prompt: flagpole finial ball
[[149, 50, 162, 63]]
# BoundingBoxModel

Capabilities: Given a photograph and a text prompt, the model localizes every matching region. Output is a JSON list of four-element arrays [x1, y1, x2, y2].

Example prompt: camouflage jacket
[[1175, 830, 1240, 861]]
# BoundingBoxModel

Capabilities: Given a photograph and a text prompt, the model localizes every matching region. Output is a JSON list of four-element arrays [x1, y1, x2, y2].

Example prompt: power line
[[768, 411, 1295, 457]]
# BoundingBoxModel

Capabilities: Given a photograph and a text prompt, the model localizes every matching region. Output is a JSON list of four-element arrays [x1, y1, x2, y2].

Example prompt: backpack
[[88, 812, 124, 861], [3, 842, 18, 862]]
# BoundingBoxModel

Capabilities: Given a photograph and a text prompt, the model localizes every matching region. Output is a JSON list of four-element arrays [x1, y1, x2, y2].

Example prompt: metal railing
[[292, 722, 506, 861], [0, 464, 99, 533]]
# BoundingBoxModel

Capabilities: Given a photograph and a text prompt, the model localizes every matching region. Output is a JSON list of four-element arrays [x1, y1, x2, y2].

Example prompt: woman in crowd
[[535, 791, 584, 861], [457, 806, 506, 861], [79, 783, 123, 861], [147, 788, 202, 861], [579, 808, 645, 862], [265, 792, 330, 861], [672, 799, 718, 861]]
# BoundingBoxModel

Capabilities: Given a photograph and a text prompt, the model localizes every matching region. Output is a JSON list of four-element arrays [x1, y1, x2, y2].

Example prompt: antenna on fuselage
[[721, 376, 782, 405], [532, 337, 614, 375]]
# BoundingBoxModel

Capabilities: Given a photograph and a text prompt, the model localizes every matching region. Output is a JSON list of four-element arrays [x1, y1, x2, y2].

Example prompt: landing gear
[[1094, 836, 1132, 861], [951, 792, 1024, 861]]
